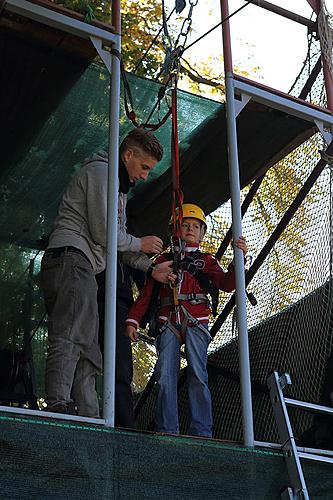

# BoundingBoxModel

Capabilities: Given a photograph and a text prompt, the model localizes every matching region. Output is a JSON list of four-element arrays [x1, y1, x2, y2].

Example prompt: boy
[[125, 203, 247, 437]]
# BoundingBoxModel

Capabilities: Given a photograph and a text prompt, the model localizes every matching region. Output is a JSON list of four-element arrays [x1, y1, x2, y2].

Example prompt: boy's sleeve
[[204, 255, 236, 292], [126, 254, 166, 328], [126, 277, 155, 329], [126, 255, 166, 328]]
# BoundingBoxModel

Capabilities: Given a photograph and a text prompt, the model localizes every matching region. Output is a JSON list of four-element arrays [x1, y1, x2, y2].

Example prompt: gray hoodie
[[48, 150, 150, 274]]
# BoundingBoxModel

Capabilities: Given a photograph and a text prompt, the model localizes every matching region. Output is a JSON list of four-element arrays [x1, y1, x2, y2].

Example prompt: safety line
[[133, 7, 175, 74], [183, 1, 250, 54]]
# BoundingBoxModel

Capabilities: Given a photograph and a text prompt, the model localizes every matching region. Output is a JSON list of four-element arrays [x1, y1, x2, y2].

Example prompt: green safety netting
[[0, 63, 220, 248], [0, 62, 220, 398], [0, 62, 315, 248], [1, 413, 333, 499]]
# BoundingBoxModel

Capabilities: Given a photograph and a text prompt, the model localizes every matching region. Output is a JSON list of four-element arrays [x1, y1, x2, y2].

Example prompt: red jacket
[[126, 243, 236, 329]]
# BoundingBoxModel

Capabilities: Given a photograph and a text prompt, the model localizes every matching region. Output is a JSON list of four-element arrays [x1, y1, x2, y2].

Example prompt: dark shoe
[[46, 401, 78, 415]]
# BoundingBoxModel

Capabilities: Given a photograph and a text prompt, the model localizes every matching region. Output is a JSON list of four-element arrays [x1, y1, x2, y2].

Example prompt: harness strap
[[159, 304, 211, 345], [160, 293, 209, 307], [179, 305, 211, 340], [160, 319, 184, 344]]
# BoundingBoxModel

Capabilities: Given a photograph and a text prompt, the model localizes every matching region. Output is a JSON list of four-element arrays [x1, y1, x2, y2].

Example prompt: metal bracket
[[278, 372, 292, 390], [234, 91, 251, 117], [90, 36, 111, 73], [314, 119, 333, 145], [233, 78, 333, 133], [280, 487, 294, 500]]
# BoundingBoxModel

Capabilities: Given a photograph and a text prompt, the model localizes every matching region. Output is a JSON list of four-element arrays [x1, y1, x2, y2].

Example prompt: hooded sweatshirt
[[47, 150, 147, 273]]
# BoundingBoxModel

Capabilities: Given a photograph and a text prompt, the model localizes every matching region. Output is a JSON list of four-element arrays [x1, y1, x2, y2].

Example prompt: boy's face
[[180, 217, 204, 244], [122, 146, 157, 182]]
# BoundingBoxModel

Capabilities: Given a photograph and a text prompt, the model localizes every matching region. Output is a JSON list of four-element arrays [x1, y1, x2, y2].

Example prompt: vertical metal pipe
[[23, 259, 37, 400], [103, 0, 121, 426], [220, 0, 254, 447], [308, 0, 333, 113]]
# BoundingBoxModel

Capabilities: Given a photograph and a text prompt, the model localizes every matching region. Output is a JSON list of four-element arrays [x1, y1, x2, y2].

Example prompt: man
[[41, 128, 172, 418]]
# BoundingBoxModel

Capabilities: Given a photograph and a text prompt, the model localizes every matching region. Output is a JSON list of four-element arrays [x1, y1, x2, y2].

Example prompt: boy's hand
[[125, 325, 139, 342], [152, 260, 177, 284], [234, 236, 248, 256]]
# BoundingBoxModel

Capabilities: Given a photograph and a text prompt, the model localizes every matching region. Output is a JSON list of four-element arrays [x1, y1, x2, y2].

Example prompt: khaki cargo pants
[[41, 249, 102, 417]]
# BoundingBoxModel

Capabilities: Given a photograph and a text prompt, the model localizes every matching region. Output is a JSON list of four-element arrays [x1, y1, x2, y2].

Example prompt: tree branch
[[179, 63, 223, 88]]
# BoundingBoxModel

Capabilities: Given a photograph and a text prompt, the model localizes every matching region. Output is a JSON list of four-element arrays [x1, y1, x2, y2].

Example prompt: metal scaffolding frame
[[1, 1, 333, 449]]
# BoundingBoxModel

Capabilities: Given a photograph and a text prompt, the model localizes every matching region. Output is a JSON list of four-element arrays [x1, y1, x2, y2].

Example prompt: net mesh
[[2, 413, 333, 499], [136, 34, 333, 442]]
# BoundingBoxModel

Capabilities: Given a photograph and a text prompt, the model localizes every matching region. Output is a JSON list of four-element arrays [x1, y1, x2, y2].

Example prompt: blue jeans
[[155, 324, 212, 437]]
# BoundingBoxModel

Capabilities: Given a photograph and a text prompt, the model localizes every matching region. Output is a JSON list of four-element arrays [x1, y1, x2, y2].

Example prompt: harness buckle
[[188, 293, 208, 305], [188, 293, 201, 305]]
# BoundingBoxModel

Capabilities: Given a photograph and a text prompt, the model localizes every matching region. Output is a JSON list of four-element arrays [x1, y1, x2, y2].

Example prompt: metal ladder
[[267, 371, 333, 499]]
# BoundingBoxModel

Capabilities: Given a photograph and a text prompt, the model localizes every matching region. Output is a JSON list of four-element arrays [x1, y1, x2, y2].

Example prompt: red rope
[[171, 87, 183, 237]]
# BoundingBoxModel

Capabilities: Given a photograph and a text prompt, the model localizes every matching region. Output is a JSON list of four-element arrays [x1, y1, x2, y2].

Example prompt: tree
[[52, 0, 259, 100], [52, 0, 165, 77]]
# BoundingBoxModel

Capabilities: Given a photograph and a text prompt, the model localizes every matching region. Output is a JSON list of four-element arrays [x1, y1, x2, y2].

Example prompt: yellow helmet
[[181, 204, 207, 228], [170, 204, 207, 234]]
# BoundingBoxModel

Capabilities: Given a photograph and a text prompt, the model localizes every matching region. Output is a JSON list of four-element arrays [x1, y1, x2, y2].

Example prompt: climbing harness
[[159, 304, 211, 345], [160, 293, 210, 307], [142, 250, 220, 343]]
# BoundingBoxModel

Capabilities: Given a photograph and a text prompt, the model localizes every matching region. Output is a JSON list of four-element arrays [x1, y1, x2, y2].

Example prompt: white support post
[[103, 1, 121, 427], [220, 0, 254, 447]]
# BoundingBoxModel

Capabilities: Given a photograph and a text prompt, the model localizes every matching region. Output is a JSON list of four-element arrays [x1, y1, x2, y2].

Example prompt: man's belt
[[45, 246, 90, 263]]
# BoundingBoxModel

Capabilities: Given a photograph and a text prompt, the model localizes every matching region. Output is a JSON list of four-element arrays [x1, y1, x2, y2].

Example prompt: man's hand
[[125, 325, 138, 342], [140, 235, 163, 254], [152, 260, 177, 284]]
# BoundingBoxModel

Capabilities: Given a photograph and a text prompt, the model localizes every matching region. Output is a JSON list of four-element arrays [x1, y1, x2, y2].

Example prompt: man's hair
[[120, 128, 163, 162]]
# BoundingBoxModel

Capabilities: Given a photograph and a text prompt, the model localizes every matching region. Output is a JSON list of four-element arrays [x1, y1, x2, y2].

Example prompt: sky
[[168, 0, 333, 92]]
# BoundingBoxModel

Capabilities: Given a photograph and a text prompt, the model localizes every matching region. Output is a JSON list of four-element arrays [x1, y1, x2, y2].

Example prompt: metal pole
[[308, 0, 333, 113], [22, 259, 38, 406], [103, 0, 121, 426], [220, 0, 254, 447], [246, 0, 316, 30]]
